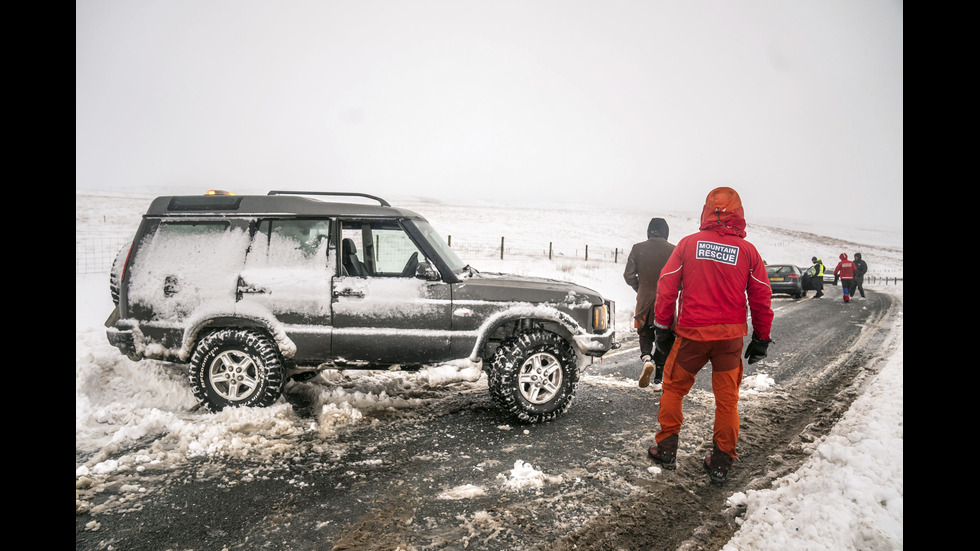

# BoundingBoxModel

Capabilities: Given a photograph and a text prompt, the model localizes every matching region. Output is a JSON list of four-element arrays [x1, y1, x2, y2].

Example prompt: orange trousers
[[655, 336, 744, 458]]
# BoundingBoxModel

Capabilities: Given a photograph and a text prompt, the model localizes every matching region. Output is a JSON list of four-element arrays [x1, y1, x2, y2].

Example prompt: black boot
[[703, 447, 734, 484], [648, 434, 678, 470]]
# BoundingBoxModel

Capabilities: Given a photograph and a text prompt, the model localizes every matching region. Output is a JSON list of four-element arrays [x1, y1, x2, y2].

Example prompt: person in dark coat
[[852, 253, 868, 299], [623, 218, 675, 390]]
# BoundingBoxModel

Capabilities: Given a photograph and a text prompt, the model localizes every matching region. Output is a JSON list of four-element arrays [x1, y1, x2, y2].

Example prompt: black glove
[[744, 336, 772, 364], [653, 327, 676, 365]]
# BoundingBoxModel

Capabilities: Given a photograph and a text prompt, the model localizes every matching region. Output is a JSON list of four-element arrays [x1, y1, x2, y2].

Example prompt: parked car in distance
[[765, 264, 804, 298], [105, 190, 618, 423]]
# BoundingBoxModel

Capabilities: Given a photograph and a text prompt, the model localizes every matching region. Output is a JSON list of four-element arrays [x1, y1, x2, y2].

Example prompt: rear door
[[238, 218, 335, 361], [331, 219, 452, 364]]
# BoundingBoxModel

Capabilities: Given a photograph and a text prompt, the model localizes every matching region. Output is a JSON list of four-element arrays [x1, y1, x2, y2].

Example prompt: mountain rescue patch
[[696, 241, 739, 265]]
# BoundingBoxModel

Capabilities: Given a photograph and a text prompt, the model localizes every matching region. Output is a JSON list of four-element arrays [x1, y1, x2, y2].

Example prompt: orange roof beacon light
[[205, 190, 237, 196]]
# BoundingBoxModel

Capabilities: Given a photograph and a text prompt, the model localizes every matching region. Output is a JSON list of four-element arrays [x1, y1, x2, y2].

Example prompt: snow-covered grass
[[75, 190, 902, 549]]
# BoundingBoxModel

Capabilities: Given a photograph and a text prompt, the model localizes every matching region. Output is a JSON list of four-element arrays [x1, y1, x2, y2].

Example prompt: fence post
[[585, 244, 588, 261], [448, 235, 451, 247], [500, 236, 504, 260], [615, 247, 618, 263], [549, 242, 553, 260]]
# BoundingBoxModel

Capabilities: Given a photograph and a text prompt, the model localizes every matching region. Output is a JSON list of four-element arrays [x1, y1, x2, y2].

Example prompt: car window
[[127, 220, 250, 319], [250, 219, 332, 268], [340, 220, 426, 277]]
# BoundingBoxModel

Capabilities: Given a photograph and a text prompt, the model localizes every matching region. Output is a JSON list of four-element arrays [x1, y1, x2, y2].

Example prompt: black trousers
[[850, 276, 865, 298], [638, 324, 655, 358]]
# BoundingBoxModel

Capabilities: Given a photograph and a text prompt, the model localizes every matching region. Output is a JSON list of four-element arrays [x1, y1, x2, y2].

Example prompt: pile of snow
[[742, 373, 776, 393], [497, 460, 563, 491], [421, 360, 484, 385]]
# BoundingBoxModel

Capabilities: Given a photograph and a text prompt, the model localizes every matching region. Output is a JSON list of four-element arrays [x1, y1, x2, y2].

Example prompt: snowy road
[[75, 282, 898, 551]]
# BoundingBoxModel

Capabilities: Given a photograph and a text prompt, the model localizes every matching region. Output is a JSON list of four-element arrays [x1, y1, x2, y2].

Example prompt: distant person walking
[[833, 253, 857, 302], [623, 218, 675, 391], [852, 253, 868, 299], [647, 187, 774, 484]]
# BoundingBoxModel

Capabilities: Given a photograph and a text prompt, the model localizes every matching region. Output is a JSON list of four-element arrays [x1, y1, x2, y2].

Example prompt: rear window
[[126, 220, 250, 319], [766, 265, 796, 275]]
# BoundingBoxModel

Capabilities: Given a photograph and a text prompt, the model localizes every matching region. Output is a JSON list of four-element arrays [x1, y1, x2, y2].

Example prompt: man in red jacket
[[647, 187, 774, 484], [833, 253, 857, 302]]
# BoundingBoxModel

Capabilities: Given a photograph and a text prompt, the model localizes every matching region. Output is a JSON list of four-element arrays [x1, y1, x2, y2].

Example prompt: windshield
[[410, 220, 467, 273]]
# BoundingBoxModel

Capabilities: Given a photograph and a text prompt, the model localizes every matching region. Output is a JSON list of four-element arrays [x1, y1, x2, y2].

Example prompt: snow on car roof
[[144, 192, 425, 220]]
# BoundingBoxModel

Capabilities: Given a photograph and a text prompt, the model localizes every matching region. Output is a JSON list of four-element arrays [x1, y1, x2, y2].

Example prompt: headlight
[[592, 304, 609, 331]]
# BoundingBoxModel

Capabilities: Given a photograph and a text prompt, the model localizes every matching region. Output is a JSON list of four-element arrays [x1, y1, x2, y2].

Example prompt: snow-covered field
[[76, 190, 903, 549]]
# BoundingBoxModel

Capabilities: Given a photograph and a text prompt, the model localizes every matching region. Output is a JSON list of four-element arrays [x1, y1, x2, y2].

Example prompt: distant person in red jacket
[[646, 187, 774, 484], [833, 253, 857, 302]]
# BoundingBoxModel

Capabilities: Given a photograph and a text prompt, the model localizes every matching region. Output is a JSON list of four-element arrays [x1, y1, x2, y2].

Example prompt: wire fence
[[446, 235, 629, 264], [862, 275, 904, 285], [76, 232, 132, 276]]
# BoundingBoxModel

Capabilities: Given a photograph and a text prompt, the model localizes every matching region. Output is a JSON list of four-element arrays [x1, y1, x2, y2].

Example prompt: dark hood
[[647, 218, 669, 240]]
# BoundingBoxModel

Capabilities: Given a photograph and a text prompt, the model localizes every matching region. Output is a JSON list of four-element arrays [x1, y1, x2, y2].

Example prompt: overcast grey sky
[[76, 0, 903, 230]]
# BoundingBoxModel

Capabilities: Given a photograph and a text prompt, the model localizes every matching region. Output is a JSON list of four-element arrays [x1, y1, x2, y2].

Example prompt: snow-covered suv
[[106, 191, 617, 423]]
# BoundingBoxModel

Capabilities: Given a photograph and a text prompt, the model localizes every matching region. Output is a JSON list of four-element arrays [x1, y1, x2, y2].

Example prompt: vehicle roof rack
[[268, 190, 390, 207]]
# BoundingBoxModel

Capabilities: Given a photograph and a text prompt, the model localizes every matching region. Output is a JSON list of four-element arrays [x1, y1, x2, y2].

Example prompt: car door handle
[[333, 289, 365, 298], [237, 277, 269, 297]]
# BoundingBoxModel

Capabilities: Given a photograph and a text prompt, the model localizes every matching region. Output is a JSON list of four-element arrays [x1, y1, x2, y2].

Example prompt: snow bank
[[724, 291, 903, 551]]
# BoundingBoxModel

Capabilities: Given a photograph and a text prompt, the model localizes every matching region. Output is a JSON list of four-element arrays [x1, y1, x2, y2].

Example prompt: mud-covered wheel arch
[[479, 317, 581, 366], [188, 328, 286, 412], [488, 329, 578, 423]]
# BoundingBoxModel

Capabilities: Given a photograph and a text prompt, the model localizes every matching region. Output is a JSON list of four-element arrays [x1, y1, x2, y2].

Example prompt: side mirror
[[416, 262, 442, 281]]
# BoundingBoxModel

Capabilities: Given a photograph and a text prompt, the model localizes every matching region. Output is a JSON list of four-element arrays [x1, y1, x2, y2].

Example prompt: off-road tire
[[488, 330, 578, 423], [109, 242, 131, 305], [189, 329, 286, 412]]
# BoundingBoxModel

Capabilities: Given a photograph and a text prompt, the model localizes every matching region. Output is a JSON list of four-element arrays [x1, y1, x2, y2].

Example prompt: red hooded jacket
[[653, 188, 773, 341], [834, 254, 856, 280]]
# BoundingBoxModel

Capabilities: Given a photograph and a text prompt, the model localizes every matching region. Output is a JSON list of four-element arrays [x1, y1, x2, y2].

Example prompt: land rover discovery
[[106, 191, 617, 423]]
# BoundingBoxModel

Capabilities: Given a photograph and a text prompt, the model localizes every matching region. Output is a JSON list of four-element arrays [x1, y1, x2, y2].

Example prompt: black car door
[[330, 219, 452, 364]]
